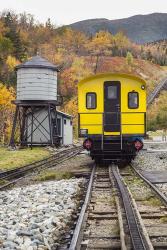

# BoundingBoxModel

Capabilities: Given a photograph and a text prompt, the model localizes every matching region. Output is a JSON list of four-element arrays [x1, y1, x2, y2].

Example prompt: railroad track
[[62, 164, 153, 250], [2, 152, 166, 249], [131, 165, 167, 205], [120, 165, 167, 250], [0, 146, 82, 190]]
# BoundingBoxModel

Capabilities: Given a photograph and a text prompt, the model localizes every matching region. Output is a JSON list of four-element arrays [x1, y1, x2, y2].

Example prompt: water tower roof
[[16, 56, 59, 71]]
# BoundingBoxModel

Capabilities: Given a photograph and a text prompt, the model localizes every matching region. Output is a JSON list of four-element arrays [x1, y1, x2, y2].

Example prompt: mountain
[[70, 13, 167, 44]]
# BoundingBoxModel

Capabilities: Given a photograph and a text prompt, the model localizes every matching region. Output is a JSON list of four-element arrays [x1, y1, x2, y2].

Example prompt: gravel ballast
[[0, 179, 84, 249], [156, 183, 167, 197], [133, 143, 167, 171], [132, 142, 167, 198]]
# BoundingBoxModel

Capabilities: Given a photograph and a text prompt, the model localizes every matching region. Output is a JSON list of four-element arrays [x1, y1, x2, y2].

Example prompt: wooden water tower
[[10, 55, 62, 147]]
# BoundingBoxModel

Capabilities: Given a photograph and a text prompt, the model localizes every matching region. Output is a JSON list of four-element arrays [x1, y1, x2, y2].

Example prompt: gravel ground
[[0, 178, 84, 250], [156, 183, 167, 197], [50, 152, 93, 172], [132, 141, 167, 198], [132, 143, 167, 171]]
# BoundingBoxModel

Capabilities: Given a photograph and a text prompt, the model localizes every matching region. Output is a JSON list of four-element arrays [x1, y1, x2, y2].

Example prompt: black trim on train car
[[104, 81, 121, 132]]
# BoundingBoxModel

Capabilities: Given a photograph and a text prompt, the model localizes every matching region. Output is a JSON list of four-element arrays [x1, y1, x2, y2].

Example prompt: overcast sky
[[0, 0, 167, 26]]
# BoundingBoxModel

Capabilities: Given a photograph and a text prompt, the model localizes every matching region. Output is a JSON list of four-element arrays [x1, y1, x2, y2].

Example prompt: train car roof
[[78, 73, 146, 85]]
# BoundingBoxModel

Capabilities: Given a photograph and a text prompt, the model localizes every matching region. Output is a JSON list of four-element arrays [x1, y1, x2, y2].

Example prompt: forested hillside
[[70, 13, 167, 44], [0, 11, 167, 144]]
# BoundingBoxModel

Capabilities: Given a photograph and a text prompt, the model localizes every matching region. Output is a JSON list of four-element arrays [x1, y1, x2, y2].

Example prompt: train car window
[[107, 86, 117, 99], [128, 92, 139, 109], [86, 93, 96, 109]]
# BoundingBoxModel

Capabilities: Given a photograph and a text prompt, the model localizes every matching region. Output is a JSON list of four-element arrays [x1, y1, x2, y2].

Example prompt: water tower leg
[[20, 107, 27, 146], [9, 106, 19, 147], [48, 105, 54, 146], [30, 106, 34, 149]]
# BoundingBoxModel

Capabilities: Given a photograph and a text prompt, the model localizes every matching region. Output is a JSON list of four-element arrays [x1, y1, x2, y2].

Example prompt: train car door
[[104, 81, 121, 132]]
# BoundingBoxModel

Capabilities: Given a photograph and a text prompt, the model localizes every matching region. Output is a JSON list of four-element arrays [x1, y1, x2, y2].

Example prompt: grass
[[35, 170, 74, 181], [125, 178, 163, 205], [143, 197, 162, 207], [0, 147, 50, 170], [124, 176, 144, 186], [124, 175, 163, 204], [0, 179, 7, 185], [160, 216, 167, 223], [161, 66, 167, 70]]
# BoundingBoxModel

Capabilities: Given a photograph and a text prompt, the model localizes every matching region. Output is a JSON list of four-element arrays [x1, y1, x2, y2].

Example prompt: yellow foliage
[[0, 83, 15, 144], [0, 21, 8, 36], [53, 48, 68, 65], [6, 55, 18, 72], [86, 31, 113, 56], [114, 31, 131, 49], [71, 57, 92, 80], [0, 83, 15, 107], [54, 27, 87, 53]]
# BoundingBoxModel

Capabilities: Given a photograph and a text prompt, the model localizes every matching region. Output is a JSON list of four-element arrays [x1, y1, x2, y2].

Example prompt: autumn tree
[[113, 31, 131, 57], [60, 57, 92, 99], [0, 83, 15, 144], [0, 34, 14, 85], [147, 91, 167, 131], [54, 27, 87, 54], [126, 51, 133, 66], [5, 55, 18, 84], [155, 91, 167, 130], [86, 31, 113, 73], [1, 12, 25, 60], [63, 97, 78, 137], [0, 35, 13, 60]]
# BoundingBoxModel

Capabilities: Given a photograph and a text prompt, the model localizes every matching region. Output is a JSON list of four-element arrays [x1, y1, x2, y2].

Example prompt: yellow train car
[[78, 73, 146, 163]]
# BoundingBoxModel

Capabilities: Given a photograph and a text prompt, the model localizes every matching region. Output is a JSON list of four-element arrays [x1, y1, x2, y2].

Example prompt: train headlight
[[141, 85, 145, 90], [80, 129, 88, 136], [83, 139, 92, 150], [134, 140, 143, 151]]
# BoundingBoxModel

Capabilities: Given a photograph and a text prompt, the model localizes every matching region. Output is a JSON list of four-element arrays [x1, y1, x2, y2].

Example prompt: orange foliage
[[60, 68, 77, 98], [63, 97, 78, 137], [60, 57, 92, 99]]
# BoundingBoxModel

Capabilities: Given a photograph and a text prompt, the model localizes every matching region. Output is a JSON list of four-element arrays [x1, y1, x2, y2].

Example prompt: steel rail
[[147, 77, 167, 106], [0, 146, 82, 181], [108, 169, 127, 250], [69, 164, 146, 250], [0, 147, 82, 191], [69, 165, 95, 250], [131, 165, 167, 205], [3, 150, 79, 180], [0, 149, 81, 191], [0, 146, 82, 179], [111, 165, 147, 250]]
